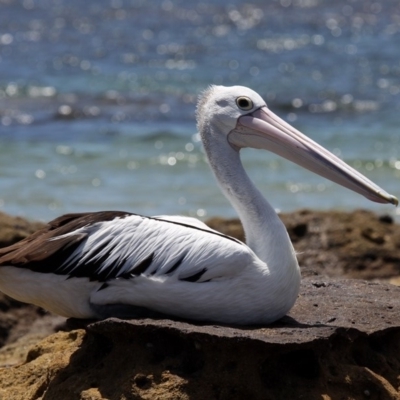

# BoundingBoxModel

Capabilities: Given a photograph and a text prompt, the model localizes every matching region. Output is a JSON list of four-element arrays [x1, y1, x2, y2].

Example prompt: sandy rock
[[0, 210, 399, 399], [0, 330, 85, 400], [0, 278, 400, 399]]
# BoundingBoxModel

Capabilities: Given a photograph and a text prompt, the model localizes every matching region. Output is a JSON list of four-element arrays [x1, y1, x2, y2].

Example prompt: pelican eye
[[236, 96, 253, 111]]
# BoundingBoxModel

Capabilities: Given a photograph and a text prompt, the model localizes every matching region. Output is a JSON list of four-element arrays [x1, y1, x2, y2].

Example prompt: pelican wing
[[0, 211, 254, 284], [154, 215, 212, 229]]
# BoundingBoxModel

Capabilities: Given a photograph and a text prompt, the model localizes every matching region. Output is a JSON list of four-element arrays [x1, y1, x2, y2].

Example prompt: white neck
[[203, 129, 299, 277]]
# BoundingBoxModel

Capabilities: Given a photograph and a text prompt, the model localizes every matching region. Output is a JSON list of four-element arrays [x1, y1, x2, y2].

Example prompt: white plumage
[[0, 85, 396, 325]]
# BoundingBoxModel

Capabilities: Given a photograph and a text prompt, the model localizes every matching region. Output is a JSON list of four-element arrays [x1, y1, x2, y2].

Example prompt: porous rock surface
[[0, 210, 399, 399]]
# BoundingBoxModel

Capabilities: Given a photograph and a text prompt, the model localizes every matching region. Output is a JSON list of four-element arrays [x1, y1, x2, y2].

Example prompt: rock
[[0, 278, 400, 399], [0, 212, 64, 364], [0, 210, 399, 398], [0, 293, 65, 352], [0, 211, 44, 248]]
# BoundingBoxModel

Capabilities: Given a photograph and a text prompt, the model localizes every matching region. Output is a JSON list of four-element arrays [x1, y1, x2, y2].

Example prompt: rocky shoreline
[[0, 209, 399, 399]]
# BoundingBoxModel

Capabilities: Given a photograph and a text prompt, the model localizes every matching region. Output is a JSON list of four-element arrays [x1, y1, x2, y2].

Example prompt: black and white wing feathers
[[0, 211, 255, 284]]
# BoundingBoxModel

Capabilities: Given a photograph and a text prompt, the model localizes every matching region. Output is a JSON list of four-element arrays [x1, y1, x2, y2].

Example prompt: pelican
[[0, 86, 397, 325]]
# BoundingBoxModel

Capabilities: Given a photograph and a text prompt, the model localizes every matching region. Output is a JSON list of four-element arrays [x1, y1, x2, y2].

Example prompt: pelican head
[[197, 85, 398, 206]]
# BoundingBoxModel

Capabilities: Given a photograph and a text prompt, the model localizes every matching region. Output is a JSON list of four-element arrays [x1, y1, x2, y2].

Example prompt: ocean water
[[0, 0, 399, 222]]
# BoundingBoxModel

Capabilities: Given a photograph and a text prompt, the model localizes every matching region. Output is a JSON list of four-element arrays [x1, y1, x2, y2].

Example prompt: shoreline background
[[0, 0, 399, 222]]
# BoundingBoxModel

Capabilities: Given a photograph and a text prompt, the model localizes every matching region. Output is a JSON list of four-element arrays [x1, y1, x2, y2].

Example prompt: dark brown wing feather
[[0, 211, 132, 268]]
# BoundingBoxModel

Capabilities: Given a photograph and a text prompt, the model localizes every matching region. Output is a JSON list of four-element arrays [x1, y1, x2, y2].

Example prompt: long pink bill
[[229, 106, 398, 206]]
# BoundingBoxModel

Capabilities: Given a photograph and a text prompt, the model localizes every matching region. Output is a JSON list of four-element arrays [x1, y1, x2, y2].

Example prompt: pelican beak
[[229, 106, 398, 206]]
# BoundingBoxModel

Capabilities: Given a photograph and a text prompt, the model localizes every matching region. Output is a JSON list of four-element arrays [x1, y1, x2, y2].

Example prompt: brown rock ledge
[[0, 278, 399, 400], [0, 211, 44, 248]]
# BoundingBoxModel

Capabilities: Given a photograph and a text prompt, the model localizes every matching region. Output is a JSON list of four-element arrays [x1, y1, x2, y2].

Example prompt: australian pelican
[[0, 86, 397, 325]]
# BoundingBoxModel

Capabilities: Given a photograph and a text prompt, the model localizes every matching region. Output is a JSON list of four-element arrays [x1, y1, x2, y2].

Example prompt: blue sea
[[0, 0, 399, 222]]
